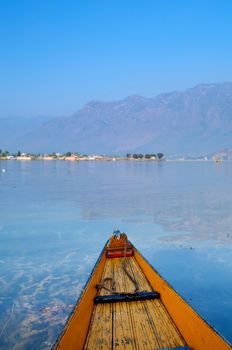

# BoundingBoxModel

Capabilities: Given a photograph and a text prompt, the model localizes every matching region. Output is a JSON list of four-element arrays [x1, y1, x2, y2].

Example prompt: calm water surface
[[0, 160, 232, 349]]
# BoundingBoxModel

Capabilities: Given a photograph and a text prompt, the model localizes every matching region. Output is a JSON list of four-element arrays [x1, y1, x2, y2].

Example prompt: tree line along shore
[[0, 150, 164, 161]]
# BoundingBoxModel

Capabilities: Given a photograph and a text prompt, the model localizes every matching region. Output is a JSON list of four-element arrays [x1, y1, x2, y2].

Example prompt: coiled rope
[[96, 233, 139, 295]]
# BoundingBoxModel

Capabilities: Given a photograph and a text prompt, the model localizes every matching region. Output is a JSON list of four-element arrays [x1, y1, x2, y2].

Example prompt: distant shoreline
[[0, 156, 165, 162], [0, 157, 228, 162]]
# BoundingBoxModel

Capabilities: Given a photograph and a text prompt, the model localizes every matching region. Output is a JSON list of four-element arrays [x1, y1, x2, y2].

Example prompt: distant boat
[[53, 232, 232, 350], [214, 157, 223, 163]]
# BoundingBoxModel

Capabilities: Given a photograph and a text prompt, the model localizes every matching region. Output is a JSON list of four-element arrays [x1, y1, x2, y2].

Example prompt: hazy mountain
[[5, 82, 232, 155], [0, 116, 52, 152]]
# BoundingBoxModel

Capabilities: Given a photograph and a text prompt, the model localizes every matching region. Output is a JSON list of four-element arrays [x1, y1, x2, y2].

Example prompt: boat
[[214, 156, 223, 163], [53, 231, 232, 350]]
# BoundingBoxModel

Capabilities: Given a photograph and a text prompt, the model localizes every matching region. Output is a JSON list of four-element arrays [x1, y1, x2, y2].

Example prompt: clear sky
[[0, 0, 232, 118]]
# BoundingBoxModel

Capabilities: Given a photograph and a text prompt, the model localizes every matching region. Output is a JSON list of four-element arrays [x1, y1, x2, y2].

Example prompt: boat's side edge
[[52, 242, 108, 350], [132, 245, 232, 350]]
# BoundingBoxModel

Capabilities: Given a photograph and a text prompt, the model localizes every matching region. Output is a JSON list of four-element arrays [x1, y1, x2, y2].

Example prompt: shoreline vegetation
[[0, 150, 165, 161]]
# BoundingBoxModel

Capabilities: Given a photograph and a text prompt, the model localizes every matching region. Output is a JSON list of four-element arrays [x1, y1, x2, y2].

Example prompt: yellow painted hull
[[53, 239, 232, 350]]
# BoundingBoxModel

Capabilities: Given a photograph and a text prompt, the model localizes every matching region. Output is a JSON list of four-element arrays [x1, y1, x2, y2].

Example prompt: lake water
[[0, 160, 232, 349]]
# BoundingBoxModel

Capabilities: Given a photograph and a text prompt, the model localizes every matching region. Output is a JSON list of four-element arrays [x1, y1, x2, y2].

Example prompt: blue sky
[[0, 0, 232, 118]]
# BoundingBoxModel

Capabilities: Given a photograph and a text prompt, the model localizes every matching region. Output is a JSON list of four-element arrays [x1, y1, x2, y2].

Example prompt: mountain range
[[1, 82, 232, 156]]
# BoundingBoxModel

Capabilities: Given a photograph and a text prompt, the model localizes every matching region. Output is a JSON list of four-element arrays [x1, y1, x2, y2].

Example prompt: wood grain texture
[[84, 256, 186, 350]]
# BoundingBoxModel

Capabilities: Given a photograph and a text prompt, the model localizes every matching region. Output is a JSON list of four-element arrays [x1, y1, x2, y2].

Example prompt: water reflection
[[0, 160, 232, 348]]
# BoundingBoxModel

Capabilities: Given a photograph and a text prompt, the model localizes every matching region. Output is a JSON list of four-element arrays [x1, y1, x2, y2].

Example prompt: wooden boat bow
[[53, 231, 232, 350]]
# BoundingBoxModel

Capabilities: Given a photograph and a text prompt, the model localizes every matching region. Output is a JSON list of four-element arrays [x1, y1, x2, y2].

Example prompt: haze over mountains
[[0, 115, 52, 152], [1, 82, 232, 157]]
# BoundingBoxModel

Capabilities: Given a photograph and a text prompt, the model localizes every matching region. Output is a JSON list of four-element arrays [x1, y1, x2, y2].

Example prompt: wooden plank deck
[[84, 257, 187, 350]]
